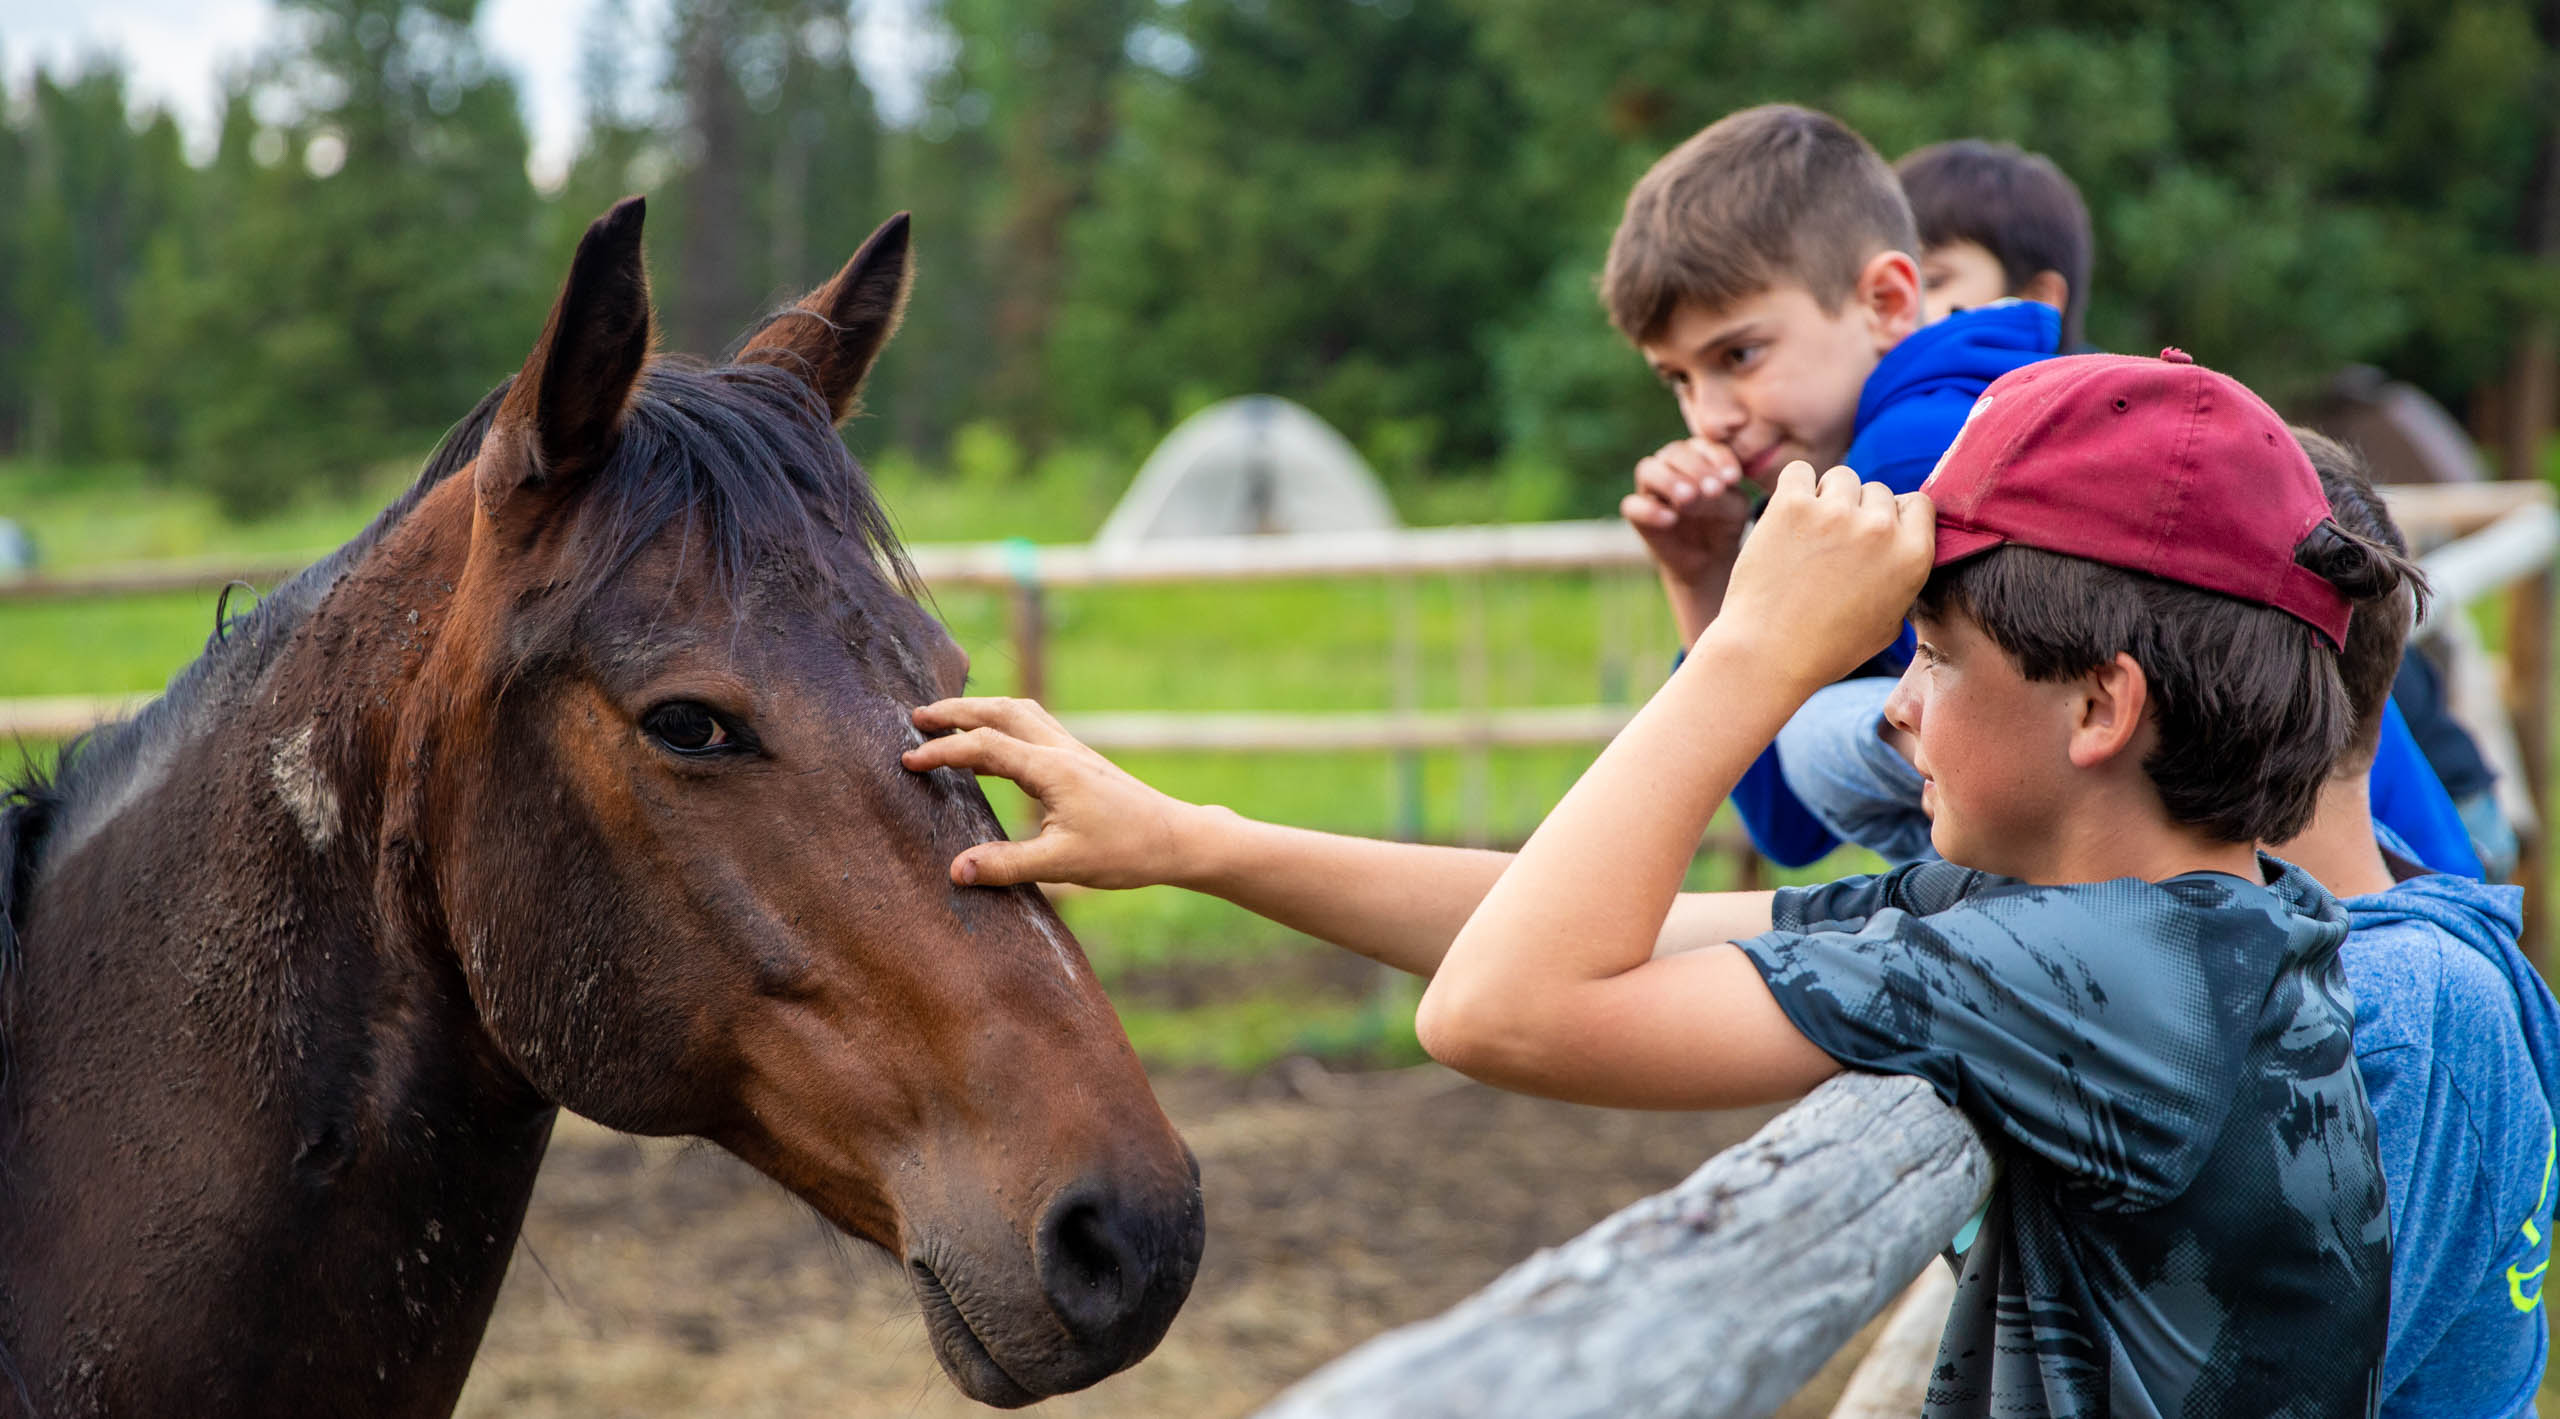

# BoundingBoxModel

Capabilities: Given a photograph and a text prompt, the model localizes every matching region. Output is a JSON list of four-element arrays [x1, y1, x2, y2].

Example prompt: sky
[[0, 0, 937, 188]]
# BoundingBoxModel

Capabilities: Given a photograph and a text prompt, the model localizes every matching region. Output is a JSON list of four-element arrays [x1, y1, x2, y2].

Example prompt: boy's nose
[[1882, 669, 1923, 735], [1682, 386, 1747, 443]]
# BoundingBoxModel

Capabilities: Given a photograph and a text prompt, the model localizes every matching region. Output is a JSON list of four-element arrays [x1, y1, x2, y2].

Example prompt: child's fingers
[[1894, 490, 1937, 566], [1633, 454, 1693, 507], [902, 726, 1058, 797], [951, 834, 1071, 887], [1684, 438, 1743, 482], [1641, 444, 1729, 507], [1620, 491, 1679, 530], [911, 695, 1075, 749]]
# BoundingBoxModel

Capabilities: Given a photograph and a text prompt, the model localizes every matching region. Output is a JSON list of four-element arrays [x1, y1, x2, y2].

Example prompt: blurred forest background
[[9, 0, 2560, 521]]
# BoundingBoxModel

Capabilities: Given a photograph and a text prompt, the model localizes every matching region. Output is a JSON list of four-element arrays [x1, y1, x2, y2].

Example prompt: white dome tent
[[1095, 395, 1400, 550]]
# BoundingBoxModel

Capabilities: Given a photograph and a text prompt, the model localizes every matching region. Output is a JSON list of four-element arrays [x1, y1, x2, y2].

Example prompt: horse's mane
[[0, 359, 914, 995]]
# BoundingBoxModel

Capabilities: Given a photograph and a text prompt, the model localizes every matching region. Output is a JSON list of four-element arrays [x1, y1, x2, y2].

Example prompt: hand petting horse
[[0, 200, 1202, 1417]]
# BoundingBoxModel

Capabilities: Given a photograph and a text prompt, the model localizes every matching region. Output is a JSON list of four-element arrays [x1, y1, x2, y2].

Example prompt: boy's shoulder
[[2340, 881, 2522, 1056], [1845, 302, 2062, 492], [1775, 853, 2336, 947]]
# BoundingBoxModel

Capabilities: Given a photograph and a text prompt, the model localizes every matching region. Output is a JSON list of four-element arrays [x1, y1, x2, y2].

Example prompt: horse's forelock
[[498, 360, 918, 670]]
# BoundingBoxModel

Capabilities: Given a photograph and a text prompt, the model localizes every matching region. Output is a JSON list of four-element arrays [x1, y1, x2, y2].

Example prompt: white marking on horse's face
[[903, 717, 1081, 990], [269, 723, 341, 850], [1016, 891, 1083, 989]]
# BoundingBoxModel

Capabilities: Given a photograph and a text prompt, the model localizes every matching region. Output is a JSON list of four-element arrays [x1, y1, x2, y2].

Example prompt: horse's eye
[[642, 702, 735, 755]]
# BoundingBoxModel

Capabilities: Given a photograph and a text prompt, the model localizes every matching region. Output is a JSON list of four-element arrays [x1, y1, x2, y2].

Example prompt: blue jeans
[[1772, 677, 1939, 865]]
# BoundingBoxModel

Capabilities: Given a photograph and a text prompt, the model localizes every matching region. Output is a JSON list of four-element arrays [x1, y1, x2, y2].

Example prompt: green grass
[[0, 458, 415, 571]]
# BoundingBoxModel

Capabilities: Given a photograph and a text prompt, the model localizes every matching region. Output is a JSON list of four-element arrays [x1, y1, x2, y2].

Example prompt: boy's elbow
[[1414, 980, 1538, 1085], [1412, 982, 1472, 1070]]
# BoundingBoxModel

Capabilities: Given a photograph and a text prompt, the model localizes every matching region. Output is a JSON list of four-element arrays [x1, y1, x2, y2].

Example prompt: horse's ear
[[478, 196, 655, 517], [735, 212, 912, 425]]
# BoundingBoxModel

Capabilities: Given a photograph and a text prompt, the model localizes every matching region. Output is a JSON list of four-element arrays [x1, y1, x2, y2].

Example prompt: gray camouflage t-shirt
[[1739, 857, 2390, 1418]]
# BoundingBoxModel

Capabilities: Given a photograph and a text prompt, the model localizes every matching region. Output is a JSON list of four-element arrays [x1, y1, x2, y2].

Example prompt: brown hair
[[1601, 104, 1917, 345], [1895, 139, 2093, 348], [1915, 512, 2420, 844], [2293, 427, 2431, 772]]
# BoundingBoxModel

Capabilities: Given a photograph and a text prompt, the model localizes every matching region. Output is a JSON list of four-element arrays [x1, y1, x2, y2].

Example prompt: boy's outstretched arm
[[1419, 464, 1935, 1111], [899, 698, 1781, 977]]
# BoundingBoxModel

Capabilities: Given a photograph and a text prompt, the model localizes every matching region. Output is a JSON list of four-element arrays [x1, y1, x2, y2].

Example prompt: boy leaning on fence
[[906, 352, 2402, 1414], [1612, 102, 2485, 877]]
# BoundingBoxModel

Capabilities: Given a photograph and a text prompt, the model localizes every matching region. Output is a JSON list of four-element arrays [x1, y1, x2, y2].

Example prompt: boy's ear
[[1855, 250, 1923, 352], [2066, 652, 2151, 770], [2020, 269, 2070, 315]]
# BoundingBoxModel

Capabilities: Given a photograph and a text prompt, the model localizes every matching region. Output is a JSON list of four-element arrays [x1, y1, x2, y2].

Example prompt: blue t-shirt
[[1740, 857, 2390, 1417], [1733, 301, 2060, 866], [2342, 871, 2558, 1417]]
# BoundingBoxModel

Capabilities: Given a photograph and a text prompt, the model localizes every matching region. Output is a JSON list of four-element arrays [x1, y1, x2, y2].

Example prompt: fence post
[[2511, 563, 2555, 964], [1001, 537, 1049, 706]]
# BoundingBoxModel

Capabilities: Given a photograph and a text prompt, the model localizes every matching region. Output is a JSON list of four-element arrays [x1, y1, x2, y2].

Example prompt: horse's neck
[[0, 491, 555, 1419]]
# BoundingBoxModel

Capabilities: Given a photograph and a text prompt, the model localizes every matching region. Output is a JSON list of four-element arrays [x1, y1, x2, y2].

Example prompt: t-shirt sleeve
[[1742, 876, 2250, 1208], [1772, 859, 1988, 933]]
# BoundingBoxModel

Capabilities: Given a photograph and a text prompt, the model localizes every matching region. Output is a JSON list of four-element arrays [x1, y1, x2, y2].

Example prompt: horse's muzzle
[[909, 1147, 1206, 1406]]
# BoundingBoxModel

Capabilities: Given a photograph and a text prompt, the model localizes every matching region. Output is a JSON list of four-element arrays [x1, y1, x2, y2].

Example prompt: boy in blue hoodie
[[1606, 105, 2057, 867], [1614, 103, 2483, 875]]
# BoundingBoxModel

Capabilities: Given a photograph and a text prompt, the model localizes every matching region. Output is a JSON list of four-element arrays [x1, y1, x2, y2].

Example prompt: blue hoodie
[[1733, 302, 2060, 866], [2341, 872, 2559, 1417]]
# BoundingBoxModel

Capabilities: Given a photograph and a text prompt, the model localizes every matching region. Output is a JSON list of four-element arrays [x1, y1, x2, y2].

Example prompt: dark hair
[[1602, 104, 1917, 344], [1895, 139, 2093, 348], [2292, 428, 2430, 771], [1916, 520, 2419, 844]]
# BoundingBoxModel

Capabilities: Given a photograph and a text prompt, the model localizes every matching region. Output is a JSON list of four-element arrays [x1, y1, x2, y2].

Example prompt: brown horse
[[0, 200, 1202, 1416]]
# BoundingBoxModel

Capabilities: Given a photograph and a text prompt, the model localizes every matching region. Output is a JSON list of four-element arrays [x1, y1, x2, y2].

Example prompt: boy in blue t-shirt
[[1610, 104, 2480, 874], [2261, 434, 2557, 1416], [906, 351, 2399, 1414]]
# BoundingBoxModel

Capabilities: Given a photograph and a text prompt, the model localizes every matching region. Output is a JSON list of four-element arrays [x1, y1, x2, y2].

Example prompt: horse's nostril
[[1035, 1187, 1143, 1340]]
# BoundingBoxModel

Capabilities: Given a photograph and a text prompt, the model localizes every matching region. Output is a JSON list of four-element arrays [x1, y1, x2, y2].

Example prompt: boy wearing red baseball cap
[[1414, 348, 2400, 1413], [904, 351, 2402, 1413]]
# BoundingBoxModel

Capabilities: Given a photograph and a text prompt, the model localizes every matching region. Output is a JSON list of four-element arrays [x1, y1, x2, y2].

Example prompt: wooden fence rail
[[0, 481, 2544, 606], [1247, 1073, 1993, 1419]]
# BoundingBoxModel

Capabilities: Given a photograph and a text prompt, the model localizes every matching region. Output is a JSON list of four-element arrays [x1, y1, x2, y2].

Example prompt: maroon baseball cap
[[1921, 348, 2350, 648]]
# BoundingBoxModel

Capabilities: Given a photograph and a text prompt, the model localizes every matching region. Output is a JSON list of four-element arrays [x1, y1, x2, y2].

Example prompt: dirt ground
[[453, 1061, 1889, 1419]]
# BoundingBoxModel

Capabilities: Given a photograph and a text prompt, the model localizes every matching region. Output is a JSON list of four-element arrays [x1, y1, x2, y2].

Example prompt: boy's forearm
[[1426, 628, 1813, 1029], [1170, 810, 1518, 977], [1660, 561, 1730, 649]]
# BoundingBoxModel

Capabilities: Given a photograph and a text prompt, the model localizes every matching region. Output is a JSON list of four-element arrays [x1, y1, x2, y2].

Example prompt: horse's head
[[393, 200, 1199, 1405]]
